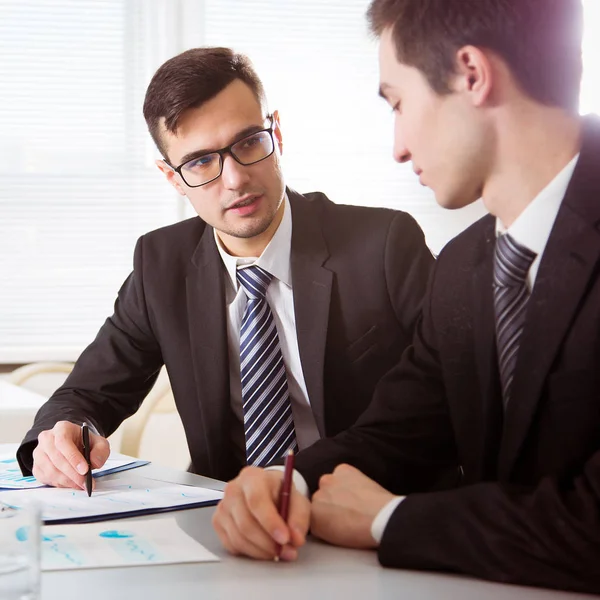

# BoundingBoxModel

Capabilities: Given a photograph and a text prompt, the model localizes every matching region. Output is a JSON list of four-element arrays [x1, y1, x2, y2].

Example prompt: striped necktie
[[493, 233, 537, 407], [237, 265, 298, 466]]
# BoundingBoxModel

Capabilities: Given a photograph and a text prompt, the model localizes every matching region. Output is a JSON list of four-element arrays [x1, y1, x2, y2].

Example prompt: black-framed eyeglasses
[[167, 115, 275, 188]]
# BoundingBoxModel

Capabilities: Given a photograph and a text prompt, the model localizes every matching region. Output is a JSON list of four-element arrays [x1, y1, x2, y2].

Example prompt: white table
[[34, 464, 594, 600], [0, 380, 47, 443]]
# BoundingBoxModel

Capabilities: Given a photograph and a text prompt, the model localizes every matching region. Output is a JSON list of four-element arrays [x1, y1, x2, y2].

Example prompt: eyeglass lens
[[180, 129, 274, 187]]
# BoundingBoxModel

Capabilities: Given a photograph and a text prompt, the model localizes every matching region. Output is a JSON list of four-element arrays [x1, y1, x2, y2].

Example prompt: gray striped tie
[[493, 233, 537, 407], [237, 265, 298, 467]]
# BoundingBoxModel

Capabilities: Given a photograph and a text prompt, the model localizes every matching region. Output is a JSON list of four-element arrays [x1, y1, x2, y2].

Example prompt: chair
[[8, 361, 74, 389], [118, 366, 179, 458], [8, 362, 189, 467]]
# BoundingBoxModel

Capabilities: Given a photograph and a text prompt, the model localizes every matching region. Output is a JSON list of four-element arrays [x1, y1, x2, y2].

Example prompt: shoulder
[[140, 217, 206, 250], [290, 188, 423, 236], [437, 213, 494, 263], [135, 217, 208, 265]]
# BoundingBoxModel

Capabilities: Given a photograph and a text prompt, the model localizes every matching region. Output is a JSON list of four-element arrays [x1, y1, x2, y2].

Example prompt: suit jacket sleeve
[[380, 466, 600, 594], [296, 255, 600, 594], [17, 235, 163, 474]]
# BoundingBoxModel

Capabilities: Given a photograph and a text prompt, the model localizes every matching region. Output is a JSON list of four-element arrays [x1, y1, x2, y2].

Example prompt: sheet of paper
[[39, 517, 219, 570], [0, 449, 148, 490], [1, 477, 224, 523]]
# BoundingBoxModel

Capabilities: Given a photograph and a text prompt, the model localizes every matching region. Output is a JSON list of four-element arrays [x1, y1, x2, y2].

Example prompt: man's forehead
[[159, 107, 267, 163]]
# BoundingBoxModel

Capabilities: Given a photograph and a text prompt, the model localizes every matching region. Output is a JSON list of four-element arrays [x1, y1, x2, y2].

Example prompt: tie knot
[[237, 265, 273, 300], [494, 233, 537, 288]]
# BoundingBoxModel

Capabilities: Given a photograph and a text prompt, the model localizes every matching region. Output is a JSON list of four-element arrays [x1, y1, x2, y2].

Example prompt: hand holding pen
[[31, 420, 110, 491], [212, 454, 311, 561]]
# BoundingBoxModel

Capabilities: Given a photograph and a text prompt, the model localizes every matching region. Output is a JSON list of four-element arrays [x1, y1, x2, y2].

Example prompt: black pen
[[81, 422, 93, 497]]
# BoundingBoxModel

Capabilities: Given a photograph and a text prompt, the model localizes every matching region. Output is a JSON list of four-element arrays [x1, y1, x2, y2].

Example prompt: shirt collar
[[495, 154, 579, 256], [215, 193, 292, 291]]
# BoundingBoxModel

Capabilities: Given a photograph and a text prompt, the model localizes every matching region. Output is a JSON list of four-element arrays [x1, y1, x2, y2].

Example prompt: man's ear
[[155, 159, 186, 196], [272, 110, 283, 155], [454, 45, 493, 107]]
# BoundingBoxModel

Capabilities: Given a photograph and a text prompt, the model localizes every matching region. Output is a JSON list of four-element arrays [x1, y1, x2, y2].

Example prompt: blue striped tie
[[493, 233, 537, 407], [237, 265, 298, 466]]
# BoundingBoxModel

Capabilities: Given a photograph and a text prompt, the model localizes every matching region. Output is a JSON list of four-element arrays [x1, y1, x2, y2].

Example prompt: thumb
[[89, 434, 110, 469]]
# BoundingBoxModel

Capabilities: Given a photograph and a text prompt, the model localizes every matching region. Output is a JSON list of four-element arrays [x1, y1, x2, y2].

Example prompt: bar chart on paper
[[1, 478, 223, 523], [38, 518, 219, 570]]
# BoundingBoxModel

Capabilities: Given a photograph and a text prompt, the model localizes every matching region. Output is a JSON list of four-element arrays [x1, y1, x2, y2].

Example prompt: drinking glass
[[0, 499, 41, 600]]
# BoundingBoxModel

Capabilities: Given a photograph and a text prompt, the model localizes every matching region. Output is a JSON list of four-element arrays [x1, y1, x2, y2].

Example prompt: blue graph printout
[[19, 517, 219, 570]]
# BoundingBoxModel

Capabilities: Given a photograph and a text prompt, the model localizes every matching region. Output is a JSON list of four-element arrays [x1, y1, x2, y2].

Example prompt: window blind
[[0, 0, 183, 362], [1, 0, 598, 363]]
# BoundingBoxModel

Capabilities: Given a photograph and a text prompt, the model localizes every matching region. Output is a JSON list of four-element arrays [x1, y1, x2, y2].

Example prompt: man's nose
[[221, 154, 251, 189]]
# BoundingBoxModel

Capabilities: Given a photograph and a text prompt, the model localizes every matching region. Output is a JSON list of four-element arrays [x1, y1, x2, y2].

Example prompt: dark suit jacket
[[18, 189, 433, 482], [294, 117, 600, 594]]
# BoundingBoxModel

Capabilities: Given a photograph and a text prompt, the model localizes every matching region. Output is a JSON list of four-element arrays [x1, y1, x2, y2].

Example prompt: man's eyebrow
[[177, 123, 266, 165]]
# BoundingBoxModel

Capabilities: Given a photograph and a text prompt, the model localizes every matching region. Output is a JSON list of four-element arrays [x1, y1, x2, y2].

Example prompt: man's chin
[[225, 219, 274, 240]]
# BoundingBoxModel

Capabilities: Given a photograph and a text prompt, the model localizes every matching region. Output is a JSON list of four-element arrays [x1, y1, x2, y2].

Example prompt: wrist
[[370, 496, 404, 545]]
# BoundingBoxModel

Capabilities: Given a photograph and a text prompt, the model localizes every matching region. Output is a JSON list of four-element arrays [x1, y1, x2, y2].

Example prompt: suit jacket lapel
[[288, 189, 332, 437], [499, 118, 600, 479], [186, 224, 233, 478], [470, 217, 504, 478]]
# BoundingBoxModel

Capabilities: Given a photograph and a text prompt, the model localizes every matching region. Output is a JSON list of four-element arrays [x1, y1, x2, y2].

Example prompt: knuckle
[[37, 430, 52, 445], [224, 479, 240, 497], [54, 420, 72, 433], [240, 465, 261, 480], [334, 463, 351, 475], [94, 436, 110, 452], [31, 465, 44, 482], [32, 445, 43, 462], [319, 473, 332, 487], [213, 502, 226, 522]]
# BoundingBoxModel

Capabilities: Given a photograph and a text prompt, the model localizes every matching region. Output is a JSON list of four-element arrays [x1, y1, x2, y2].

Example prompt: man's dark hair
[[143, 47, 267, 160], [367, 0, 583, 112]]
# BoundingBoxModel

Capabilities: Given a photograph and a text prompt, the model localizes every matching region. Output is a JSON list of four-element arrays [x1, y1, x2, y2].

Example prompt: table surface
[[0, 381, 47, 444], [30, 464, 592, 600], [0, 380, 47, 411]]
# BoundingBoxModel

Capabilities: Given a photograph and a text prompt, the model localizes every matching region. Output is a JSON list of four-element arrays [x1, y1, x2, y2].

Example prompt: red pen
[[275, 449, 295, 561]]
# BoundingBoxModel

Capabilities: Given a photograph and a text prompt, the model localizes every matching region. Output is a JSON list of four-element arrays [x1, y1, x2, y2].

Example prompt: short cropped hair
[[367, 0, 583, 112], [143, 47, 267, 159]]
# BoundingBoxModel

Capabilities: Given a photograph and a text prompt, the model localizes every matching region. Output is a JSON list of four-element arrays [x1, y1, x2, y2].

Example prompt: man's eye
[[188, 155, 215, 169], [241, 134, 263, 149]]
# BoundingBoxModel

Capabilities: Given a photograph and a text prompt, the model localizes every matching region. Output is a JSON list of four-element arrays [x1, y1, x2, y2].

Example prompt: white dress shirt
[[369, 153, 581, 544], [496, 154, 579, 290], [215, 194, 321, 464]]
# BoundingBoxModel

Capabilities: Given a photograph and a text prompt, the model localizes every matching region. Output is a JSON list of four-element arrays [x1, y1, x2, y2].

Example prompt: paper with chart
[[0, 449, 149, 490], [1, 477, 224, 523], [39, 517, 219, 570]]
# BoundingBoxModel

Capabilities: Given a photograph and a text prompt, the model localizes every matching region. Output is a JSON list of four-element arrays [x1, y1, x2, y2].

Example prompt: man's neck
[[482, 106, 582, 229]]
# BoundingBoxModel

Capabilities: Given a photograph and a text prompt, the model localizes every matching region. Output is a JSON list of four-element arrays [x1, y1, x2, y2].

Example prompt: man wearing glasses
[[17, 47, 433, 488]]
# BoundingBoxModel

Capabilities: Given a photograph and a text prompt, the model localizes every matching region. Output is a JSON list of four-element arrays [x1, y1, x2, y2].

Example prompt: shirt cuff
[[265, 466, 309, 497], [371, 496, 404, 544]]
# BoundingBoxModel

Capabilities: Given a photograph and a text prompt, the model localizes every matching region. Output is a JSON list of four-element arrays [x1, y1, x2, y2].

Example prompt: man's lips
[[226, 194, 261, 210]]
